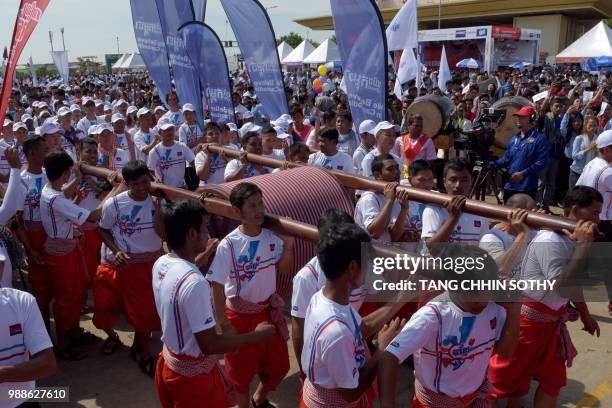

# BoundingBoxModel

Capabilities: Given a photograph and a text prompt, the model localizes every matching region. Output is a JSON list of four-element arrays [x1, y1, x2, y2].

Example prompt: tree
[[277, 32, 304, 48], [605, 18, 612, 29]]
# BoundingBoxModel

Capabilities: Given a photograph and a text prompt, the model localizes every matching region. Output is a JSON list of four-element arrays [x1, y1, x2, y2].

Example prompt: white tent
[[112, 53, 131, 70], [277, 41, 294, 61], [556, 21, 612, 63], [282, 40, 316, 64], [303, 39, 341, 65], [119, 53, 146, 70]]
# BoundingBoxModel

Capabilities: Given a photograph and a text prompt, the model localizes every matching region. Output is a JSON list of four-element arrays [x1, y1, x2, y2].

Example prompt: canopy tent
[[277, 41, 294, 61], [510, 61, 533, 69], [303, 39, 341, 65], [281, 40, 316, 64], [111, 53, 131, 70], [117, 53, 146, 70], [556, 21, 612, 63], [455, 58, 483, 69]]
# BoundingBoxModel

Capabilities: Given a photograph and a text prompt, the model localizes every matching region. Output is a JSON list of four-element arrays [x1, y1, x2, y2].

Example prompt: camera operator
[[490, 106, 549, 203]]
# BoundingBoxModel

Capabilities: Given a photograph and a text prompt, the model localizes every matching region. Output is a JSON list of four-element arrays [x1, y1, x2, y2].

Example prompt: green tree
[[605, 18, 612, 29], [277, 32, 304, 48]]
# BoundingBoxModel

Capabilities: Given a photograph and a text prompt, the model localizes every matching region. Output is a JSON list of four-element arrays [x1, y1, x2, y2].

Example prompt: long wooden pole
[[206, 145, 576, 232]]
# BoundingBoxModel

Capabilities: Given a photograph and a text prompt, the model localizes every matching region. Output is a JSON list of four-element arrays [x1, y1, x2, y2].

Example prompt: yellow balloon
[[317, 64, 328, 76]]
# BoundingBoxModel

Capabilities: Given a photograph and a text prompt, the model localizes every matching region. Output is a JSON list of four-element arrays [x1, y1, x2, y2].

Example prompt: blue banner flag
[[154, 0, 204, 126], [220, 0, 288, 120], [180, 22, 236, 124], [129, 0, 173, 106], [331, 0, 389, 128]]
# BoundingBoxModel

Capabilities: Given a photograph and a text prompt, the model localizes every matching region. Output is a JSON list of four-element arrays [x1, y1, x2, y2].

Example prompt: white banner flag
[[394, 49, 419, 99], [28, 56, 37, 87], [51, 50, 69, 85], [386, 0, 418, 51], [438, 45, 451, 91]]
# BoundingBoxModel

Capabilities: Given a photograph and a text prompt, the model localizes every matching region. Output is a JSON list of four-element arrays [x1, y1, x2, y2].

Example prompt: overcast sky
[[0, 0, 334, 64]]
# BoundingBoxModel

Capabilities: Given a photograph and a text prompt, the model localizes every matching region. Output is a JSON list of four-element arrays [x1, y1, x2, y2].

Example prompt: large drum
[[405, 95, 454, 138], [491, 96, 533, 149]]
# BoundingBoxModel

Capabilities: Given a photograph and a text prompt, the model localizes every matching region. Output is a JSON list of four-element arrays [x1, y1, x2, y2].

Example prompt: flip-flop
[[251, 398, 276, 408], [71, 329, 102, 346], [55, 345, 87, 361], [138, 356, 156, 378], [101, 334, 121, 355], [129, 346, 141, 363]]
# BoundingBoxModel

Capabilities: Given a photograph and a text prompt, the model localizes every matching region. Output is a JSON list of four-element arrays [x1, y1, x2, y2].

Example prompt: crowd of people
[[0, 62, 610, 408]]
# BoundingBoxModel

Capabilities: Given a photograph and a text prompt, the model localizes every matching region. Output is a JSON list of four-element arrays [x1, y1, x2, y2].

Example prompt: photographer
[[491, 106, 549, 202]]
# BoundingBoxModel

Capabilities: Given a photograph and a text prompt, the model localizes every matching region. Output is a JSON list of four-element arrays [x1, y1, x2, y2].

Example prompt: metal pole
[[60, 27, 66, 51], [48, 31, 54, 52], [438, 0, 442, 29], [116, 36, 120, 54]]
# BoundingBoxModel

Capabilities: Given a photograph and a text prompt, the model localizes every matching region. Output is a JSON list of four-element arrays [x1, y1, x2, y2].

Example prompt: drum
[[491, 96, 533, 149], [405, 95, 454, 137]]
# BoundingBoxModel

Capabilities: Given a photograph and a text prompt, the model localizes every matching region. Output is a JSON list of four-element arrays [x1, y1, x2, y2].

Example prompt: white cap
[[598, 102, 609, 117], [359, 119, 377, 135], [116, 99, 128, 107], [97, 122, 113, 134], [12, 122, 27, 132], [239, 122, 262, 138], [596, 129, 612, 149], [227, 122, 238, 132], [94, 99, 104, 107], [274, 127, 290, 140], [39, 121, 60, 136], [111, 113, 126, 123], [127, 105, 139, 115], [154, 105, 166, 114], [21, 114, 33, 122], [57, 107, 71, 117], [83, 97, 95, 105], [242, 111, 254, 120], [243, 91, 254, 99], [182, 103, 196, 113], [157, 118, 175, 131], [88, 124, 99, 136], [70, 104, 81, 112], [32, 101, 41, 108], [373, 121, 396, 135], [137, 107, 151, 118], [271, 118, 290, 133], [104, 103, 113, 111], [3, 119, 12, 127]]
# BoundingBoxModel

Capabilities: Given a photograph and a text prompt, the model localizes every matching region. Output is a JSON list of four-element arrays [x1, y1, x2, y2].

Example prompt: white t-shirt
[[99, 191, 162, 254], [18, 171, 47, 222], [178, 123, 203, 146], [360, 148, 403, 180], [393, 135, 437, 166], [153, 255, 216, 357], [263, 150, 286, 172], [77, 116, 99, 135], [518, 230, 573, 310], [133, 129, 159, 162], [385, 300, 506, 398], [97, 148, 130, 171], [0, 242, 12, 288], [291, 256, 365, 318], [77, 176, 103, 212], [308, 151, 355, 174], [301, 290, 366, 389], [207, 227, 283, 304], [194, 151, 226, 186], [354, 191, 403, 243], [576, 157, 612, 220], [0, 144, 12, 181], [421, 204, 489, 243], [0, 288, 54, 408], [479, 226, 537, 279], [40, 185, 90, 239], [224, 159, 267, 181], [61, 137, 78, 162], [161, 110, 183, 127], [147, 142, 195, 188], [353, 144, 372, 175], [115, 131, 136, 160]]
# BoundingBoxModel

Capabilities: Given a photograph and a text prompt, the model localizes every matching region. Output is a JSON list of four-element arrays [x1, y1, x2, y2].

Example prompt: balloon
[[317, 64, 328, 76], [313, 78, 323, 92], [322, 82, 331, 93]]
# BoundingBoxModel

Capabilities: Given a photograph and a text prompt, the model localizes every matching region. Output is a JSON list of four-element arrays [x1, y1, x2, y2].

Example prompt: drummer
[[393, 114, 437, 180]]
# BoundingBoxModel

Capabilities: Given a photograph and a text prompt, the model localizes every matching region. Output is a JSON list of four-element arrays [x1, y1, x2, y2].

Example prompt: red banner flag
[[0, 0, 50, 123]]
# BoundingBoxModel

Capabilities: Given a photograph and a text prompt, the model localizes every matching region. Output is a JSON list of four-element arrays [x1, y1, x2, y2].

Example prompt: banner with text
[[221, 0, 288, 120], [180, 22, 235, 124], [129, 0, 173, 106], [155, 0, 204, 126], [0, 0, 50, 123], [331, 0, 388, 128]]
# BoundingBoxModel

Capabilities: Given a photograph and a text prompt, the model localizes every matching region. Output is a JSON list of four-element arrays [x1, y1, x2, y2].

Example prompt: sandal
[[129, 346, 141, 363], [71, 329, 102, 346], [101, 334, 122, 355], [251, 398, 276, 408], [55, 345, 87, 361], [138, 355, 156, 378]]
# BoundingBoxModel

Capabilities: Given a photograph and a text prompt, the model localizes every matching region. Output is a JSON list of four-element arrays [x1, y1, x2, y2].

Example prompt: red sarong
[[80, 227, 102, 281], [92, 263, 122, 331], [299, 377, 375, 408], [411, 378, 492, 407], [223, 300, 290, 394], [24, 226, 50, 310], [488, 302, 576, 399]]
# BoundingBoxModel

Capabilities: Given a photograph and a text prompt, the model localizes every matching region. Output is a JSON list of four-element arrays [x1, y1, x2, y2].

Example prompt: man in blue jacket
[[492, 106, 549, 203]]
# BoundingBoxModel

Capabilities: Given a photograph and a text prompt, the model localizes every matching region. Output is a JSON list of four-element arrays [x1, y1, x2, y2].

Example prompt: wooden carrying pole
[[206, 145, 577, 232]]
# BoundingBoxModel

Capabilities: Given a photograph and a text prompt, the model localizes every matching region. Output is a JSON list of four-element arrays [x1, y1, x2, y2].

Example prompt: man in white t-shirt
[[260, 126, 285, 173], [95, 160, 164, 376], [147, 119, 195, 188], [308, 127, 355, 174], [393, 114, 437, 179], [97, 123, 130, 171], [353, 119, 376, 175], [421, 159, 489, 251], [195, 122, 228, 186], [153, 199, 274, 408], [76, 98, 99, 135], [207, 183, 295, 408], [111, 113, 137, 161], [0, 283, 56, 408], [361, 121, 403, 180], [488, 186, 602, 408], [132, 107, 159, 162], [335, 110, 359, 157], [224, 132, 268, 182], [177, 103, 203, 149], [300, 224, 402, 407]]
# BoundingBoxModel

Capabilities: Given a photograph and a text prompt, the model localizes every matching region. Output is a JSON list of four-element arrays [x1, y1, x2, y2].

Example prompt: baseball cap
[[239, 122, 262, 138], [154, 105, 166, 114], [242, 111, 254, 120], [97, 123, 113, 134], [359, 119, 377, 135], [88, 124, 99, 136], [513, 106, 536, 117], [373, 121, 396, 135], [94, 99, 104, 107], [274, 127, 290, 140], [596, 130, 612, 149], [157, 118, 175, 131], [137, 107, 151, 118], [57, 107, 71, 117], [227, 122, 238, 132], [104, 104, 113, 112], [3, 119, 12, 128], [115, 99, 128, 107], [271, 117, 290, 133], [39, 121, 60, 136], [111, 113, 126, 123], [83, 97, 95, 106], [70, 104, 81, 112], [21, 114, 33, 122], [127, 105, 139, 115], [182, 103, 196, 113], [12, 122, 27, 132]]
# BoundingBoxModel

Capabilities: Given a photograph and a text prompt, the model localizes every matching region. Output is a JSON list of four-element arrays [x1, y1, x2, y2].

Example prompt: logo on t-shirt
[[490, 317, 497, 330], [205, 316, 213, 324], [9, 324, 22, 336], [269, 243, 275, 252], [474, 220, 481, 228]]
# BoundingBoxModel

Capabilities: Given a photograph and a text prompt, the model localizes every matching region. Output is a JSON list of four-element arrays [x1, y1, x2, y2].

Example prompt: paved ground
[[32, 299, 611, 408]]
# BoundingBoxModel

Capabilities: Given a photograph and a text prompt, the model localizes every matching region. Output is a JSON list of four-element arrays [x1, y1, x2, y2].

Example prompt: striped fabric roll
[[203, 167, 354, 297]]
